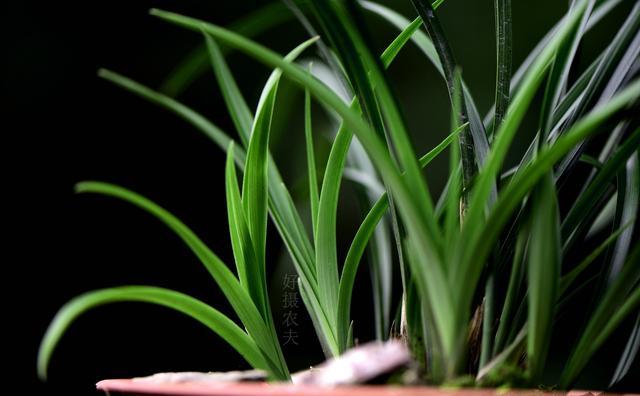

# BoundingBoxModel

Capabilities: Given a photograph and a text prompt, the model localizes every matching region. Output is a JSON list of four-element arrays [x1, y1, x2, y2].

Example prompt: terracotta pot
[[97, 380, 632, 396]]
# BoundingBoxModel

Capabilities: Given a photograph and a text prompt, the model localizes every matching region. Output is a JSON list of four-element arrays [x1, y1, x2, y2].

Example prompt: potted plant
[[38, 0, 640, 394]]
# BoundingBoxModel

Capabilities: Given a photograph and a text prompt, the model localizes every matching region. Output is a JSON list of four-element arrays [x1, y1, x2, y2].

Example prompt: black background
[[5, 0, 639, 395]]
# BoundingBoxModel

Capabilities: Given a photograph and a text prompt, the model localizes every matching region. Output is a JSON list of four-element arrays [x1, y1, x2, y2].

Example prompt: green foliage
[[40, 0, 640, 389]]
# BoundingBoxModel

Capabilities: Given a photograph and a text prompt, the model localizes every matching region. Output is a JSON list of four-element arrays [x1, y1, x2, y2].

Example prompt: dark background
[[5, 0, 638, 394]]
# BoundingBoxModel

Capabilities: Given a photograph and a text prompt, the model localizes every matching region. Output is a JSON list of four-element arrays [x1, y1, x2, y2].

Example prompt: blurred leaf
[[527, 175, 561, 381], [493, 220, 528, 356], [560, 245, 640, 387], [555, 3, 640, 180], [610, 313, 640, 386], [562, 129, 640, 249], [160, 2, 293, 97]]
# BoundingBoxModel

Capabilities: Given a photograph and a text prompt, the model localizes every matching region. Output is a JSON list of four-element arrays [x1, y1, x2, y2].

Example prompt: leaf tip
[[74, 181, 98, 194], [96, 68, 110, 78]]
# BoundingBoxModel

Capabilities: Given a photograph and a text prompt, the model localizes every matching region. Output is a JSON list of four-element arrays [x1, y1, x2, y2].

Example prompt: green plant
[[39, 0, 639, 389]]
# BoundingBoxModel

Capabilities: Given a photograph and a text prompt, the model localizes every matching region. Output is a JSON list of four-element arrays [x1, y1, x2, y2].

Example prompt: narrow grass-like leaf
[[454, 0, 598, 311], [75, 181, 289, 379], [201, 33, 338, 355], [445, 69, 462, 239], [562, 129, 640, 247], [297, 277, 335, 357], [312, 0, 461, 372], [526, 175, 561, 381], [499, 50, 605, 181], [538, 0, 595, 143], [148, 7, 526, 376], [604, 153, 639, 285], [362, 0, 493, 199], [308, 0, 445, 342], [304, 83, 319, 234], [610, 313, 640, 386], [225, 143, 265, 317], [477, 327, 527, 381], [242, 37, 317, 285], [555, 3, 640, 180], [235, 40, 316, 369], [99, 66, 318, 316], [560, 245, 640, 387], [160, 2, 292, 97], [598, 30, 640, 107], [337, 123, 466, 352], [344, 168, 386, 196], [205, 35, 254, 145], [315, 130, 351, 330], [523, 2, 592, 374], [493, 220, 528, 356], [338, 195, 388, 351], [483, 0, 625, 129], [461, 86, 640, 326], [559, 219, 635, 294], [313, 13, 425, 351], [492, 0, 512, 136], [37, 286, 267, 380], [98, 69, 236, 159], [410, 0, 476, 214]]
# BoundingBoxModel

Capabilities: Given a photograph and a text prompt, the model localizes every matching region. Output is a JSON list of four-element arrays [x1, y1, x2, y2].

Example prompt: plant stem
[[410, 0, 477, 217], [492, 0, 512, 138]]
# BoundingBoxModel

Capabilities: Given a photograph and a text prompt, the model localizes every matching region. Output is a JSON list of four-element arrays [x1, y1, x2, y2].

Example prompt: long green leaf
[[483, 0, 625, 129], [560, 245, 640, 387], [610, 313, 640, 386], [337, 122, 467, 352], [563, 128, 640, 248], [304, 83, 319, 234], [555, 3, 640, 180], [150, 8, 459, 370], [460, 85, 640, 323], [225, 142, 265, 318], [37, 286, 266, 380], [241, 37, 317, 313], [493, 219, 528, 356], [605, 153, 639, 285], [75, 181, 288, 379], [410, 0, 476, 215], [527, 175, 561, 381], [362, 0, 494, 203], [204, 35, 254, 145], [492, 0, 512, 136], [454, 0, 598, 312], [559, 219, 634, 294], [538, 0, 595, 144], [98, 69, 236, 159], [313, 13, 425, 352], [101, 64, 320, 311], [160, 2, 293, 97]]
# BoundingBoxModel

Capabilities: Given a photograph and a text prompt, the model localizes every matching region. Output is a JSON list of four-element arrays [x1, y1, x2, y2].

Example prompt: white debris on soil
[[132, 369, 267, 383], [292, 340, 410, 386]]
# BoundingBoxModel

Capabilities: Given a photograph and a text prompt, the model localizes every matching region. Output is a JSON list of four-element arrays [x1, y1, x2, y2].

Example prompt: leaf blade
[[38, 286, 266, 380]]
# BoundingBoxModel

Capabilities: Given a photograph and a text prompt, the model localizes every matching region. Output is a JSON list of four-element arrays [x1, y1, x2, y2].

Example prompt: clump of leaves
[[39, 0, 639, 390]]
